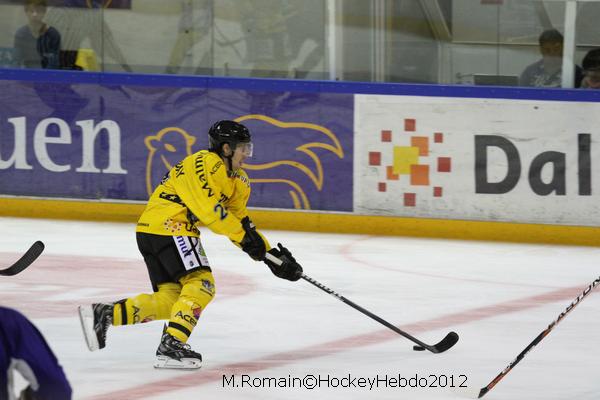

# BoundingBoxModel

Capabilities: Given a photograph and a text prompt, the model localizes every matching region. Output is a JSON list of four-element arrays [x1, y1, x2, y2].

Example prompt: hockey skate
[[154, 331, 202, 370], [78, 303, 113, 351]]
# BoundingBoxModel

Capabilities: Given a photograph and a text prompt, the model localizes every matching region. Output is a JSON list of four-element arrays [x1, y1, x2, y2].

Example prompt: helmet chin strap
[[225, 154, 234, 173], [221, 144, 235, 173]]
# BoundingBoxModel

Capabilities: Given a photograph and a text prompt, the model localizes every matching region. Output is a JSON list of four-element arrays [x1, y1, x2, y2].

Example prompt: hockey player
[[0, 306, 72, 400], [78, 120, 303, 369]]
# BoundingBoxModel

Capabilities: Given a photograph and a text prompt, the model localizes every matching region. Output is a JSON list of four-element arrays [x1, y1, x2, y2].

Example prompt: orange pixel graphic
[[369, 152, 381, 166], [386, 166, 399, 180], [411, 136, 429, 156], [410, 164, 429, 186], [438, 157, 452, 173], [371, 117, 451, 207], [381, 130, 392, 142]]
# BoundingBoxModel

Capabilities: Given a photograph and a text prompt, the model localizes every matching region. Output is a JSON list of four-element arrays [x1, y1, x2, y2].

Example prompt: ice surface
[[1, 217, 599, 400]]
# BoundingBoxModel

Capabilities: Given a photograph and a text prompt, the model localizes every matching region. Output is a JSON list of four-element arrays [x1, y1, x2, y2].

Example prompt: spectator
[[0, 306, 71, 400], [581, 48, 600, 89], [13, 0, 61, 69], [519, 29, 582, 88]]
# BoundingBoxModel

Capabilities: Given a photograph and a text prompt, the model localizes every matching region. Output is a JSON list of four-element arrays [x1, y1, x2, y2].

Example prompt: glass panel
[[576, 1, 600, 46], [386, 0, 439, 84], [214, 0, 296, 78], [1, 0, 599, 89], [44, 4, 112, 71], [2, 0, 71, 70], [500, 1, 572, 88], [339, 0, 373, 82], [576, 2, 600, 89], [212, 0, 327, 79], [450, 0, 566, 87], [285, 0, 328, 79], [0, 2, 28, 69], [164, 0, 213, 75]]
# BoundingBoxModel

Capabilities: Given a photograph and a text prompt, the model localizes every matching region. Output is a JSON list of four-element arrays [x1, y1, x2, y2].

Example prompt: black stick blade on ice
[[0, 241, 45, 276], [413, 331, 460, 353]]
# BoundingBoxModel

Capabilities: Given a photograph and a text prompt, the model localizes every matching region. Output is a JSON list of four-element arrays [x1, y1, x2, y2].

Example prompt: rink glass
[[0, 0, 599, 88]]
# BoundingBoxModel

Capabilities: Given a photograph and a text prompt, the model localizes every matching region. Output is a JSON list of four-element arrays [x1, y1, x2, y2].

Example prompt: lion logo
[[144, 127, 196, 196], [234, 114, 344, 209], [144, 115, 344, 209]]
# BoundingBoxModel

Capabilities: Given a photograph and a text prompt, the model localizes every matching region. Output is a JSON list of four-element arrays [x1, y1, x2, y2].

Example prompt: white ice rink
[[1, 216, 599, 400]]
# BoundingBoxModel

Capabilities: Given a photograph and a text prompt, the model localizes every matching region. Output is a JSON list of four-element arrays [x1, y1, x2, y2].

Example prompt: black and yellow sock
[[112, 282, 181, 326], [166, 270, 215, 342]]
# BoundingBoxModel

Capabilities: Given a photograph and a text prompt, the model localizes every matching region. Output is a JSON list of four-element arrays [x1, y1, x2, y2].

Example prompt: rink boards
[[1, 69, 600, 243]]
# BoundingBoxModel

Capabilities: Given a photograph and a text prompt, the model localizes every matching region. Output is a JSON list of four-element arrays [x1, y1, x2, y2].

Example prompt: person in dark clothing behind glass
[[13, 0, 61, 69], [581, 48, 600, 89], [519, 29, 582, 88]]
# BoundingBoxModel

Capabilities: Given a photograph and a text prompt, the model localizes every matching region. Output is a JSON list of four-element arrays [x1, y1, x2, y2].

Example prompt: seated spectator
[[519, 29, 582, 88], [13, 0, 61, 69], [581, 48, 600, 89]]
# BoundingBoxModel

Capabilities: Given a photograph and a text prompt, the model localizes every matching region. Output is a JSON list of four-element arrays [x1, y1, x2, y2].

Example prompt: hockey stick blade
[[0, 241, 45, 276], [265, 253, 460, 354], [303, 271, 460, 354], [413, 331, 460, 353]]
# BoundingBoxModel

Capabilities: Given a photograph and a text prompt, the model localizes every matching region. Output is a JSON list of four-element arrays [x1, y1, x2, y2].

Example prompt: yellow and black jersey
[[136, 150, 252, 244]]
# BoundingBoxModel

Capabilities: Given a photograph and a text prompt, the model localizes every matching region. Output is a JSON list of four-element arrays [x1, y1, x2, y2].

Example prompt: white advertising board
[[354, 94, 600, 226]]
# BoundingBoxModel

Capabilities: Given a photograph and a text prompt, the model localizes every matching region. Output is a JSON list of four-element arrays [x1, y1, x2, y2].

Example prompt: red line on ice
[[0, 253, 256, 317], [84, 284, 588, 400]]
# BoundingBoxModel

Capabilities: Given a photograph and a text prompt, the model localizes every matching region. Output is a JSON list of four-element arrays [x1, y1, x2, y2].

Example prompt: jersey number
[[214, 204, 228, 220]]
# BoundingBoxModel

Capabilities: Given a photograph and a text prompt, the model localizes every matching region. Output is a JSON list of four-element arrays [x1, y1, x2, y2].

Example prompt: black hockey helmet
[[208, 120, 252, 156]]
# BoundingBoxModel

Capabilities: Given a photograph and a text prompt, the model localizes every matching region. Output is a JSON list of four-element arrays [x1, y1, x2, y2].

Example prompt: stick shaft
[[479, 276, 600, 398], [301, 273, 431, 348], [264, 252, 458, 353]]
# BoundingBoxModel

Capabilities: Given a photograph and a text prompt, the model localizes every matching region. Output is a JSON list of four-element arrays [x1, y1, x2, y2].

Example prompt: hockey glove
[[240, 216, 266, 261], [264, 243, 303, 281]]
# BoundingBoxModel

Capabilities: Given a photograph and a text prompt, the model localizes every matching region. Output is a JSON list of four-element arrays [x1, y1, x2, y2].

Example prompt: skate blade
[[154, 356, 202, 370], [78, 305, 99, 352]]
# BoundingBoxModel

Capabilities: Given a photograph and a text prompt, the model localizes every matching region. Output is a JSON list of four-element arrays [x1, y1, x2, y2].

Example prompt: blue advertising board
[[0, 70, 354, 212]]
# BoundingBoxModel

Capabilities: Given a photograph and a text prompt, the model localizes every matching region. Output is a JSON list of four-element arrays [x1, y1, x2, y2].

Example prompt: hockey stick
[[265, 253, 459, 353], [477, 275, 600, 398], [0, 241, 45, 276]]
